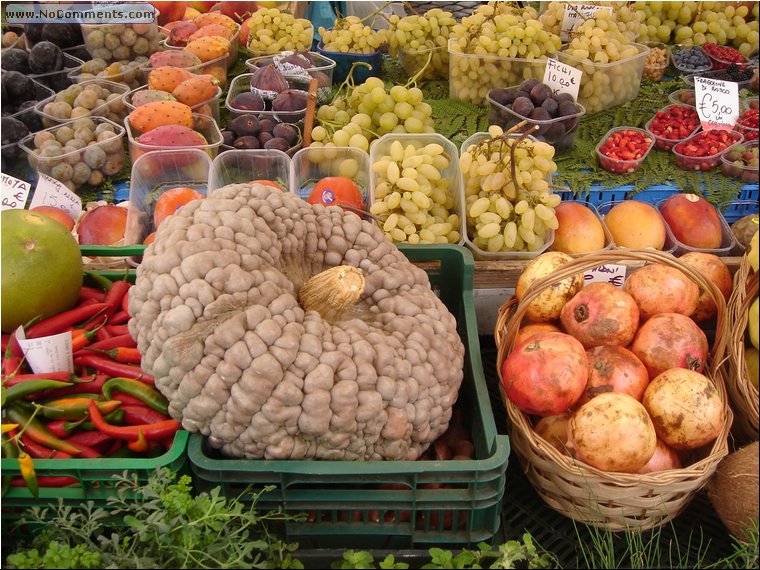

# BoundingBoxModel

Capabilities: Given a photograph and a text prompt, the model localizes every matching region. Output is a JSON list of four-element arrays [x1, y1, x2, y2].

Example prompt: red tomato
[[307, 177, 364, 212]]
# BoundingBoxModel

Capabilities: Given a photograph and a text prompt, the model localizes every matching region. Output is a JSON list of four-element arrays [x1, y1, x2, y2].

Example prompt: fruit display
[[126, 71, 221, 122], [645, 104, 701, 151], [318, 16, 387, 55], [1, 72, 52, 135], [601, 200, 668, 250], [735, 105, 759, 142], [642, 41, 669, 80], [220, 113, 301, 153], [227, 72, 308, 123], [658, 193, 727, 251], [246, 50, 335, 103], [667, 88, 696, 107], [460, 126, 560, 256], [448, 3, 561, 105], [671, 44, 712, 74], [37, 79, 129, 128], [596, 127, 654, 173], [672, 129, 743, 171], [244, 7, 313, 55], [72, 57, 149, 89], [550, 202, 608, 255], [703, 42, 748, 69], [721, 141, 759, 183], [386, 7, 457, 80], [80, 21, 162, 62], [683, 64, 755, 87], [487, 80, 585, 151]]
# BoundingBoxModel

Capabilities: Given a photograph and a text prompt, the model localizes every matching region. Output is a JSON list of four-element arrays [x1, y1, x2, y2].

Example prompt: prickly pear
[[183, 36, 230, 63], [189, 24, 234, 42], [131, 89, 177, 107], [128, 101, 194, 132], [137, 124, 208, 148], [148, 50, 203, 69], [148, 66, 196, 93], [172, 74, 219, 107], [193, 12, 238, 33]]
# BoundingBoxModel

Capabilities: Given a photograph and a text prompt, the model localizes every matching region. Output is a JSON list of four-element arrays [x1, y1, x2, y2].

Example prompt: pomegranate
[[623, 263, 700, 321], [567, 392, 657, 473], [679, 252, 732, 322], [577, 345, 650, 406], [637, 438, 682, 473], [630, 313, 708, 378], [514, 252, 584, 322], [501, 331, 588, 416], [514, 322, 562, 347], [534, 412, 572, 455], [560, 282, 640, 348], [643, 368, 724, 450]]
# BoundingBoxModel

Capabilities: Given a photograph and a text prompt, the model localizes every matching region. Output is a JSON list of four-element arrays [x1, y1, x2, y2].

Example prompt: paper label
[[543, 58, 582, 101], [561, 4, 612, 41], [694, 77, 740, 131], [29, 173, 82, 220], [15, 326, 74, 374], [584, 264, 626, 287], [1, 173, 31, 211]]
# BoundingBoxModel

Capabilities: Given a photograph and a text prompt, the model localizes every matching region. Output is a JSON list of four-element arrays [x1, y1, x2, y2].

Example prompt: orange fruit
[[308, 177, 364, 212], [1, 209, 83, 333], [29, 205, 76, 232], [153, 187, 204, 229]]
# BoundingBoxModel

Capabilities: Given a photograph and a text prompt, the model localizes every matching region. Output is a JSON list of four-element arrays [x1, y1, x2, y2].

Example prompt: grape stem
[[404, 48, 434, 88], [330, 62, 372, 105], [358, 0, 395, 27]]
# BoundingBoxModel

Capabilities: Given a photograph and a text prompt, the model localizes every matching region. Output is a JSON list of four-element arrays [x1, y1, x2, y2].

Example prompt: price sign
[[15, 326, 74, 374], [1, 172, 31, 211], [543, 58, 582, 101], [584, 264, 626, 288], [29, 172, 82, 220], [561, 4, 612, 41], [694, 76, 740, 131]]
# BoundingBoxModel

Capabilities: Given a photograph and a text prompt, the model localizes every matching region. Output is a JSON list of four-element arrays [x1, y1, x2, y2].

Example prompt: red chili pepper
[[120, 404, 169, 426], [127, 429, 149, 453], [74, 355, 153, 384], [104, 280, 130, 318], [108, 311, 130, 325], [78, 286, 106, 304], [93, 347, 141, 364], [87, 400, 180, 441], [19, 433, 72, 459], [81, 334, 137, 351], [3, 355, 22, 378], [95, 327, 113, 342], [3, 371, 73, 388], [104, 325, 130, 336], [11, 475, 80, 488], [5, 404, 83, 456], [107, 391, 146, 407], [25, 303, 110, 339], [44, 420, 70, 439], [121, 288, 130, 313], [41, 397, 122, 421], [66, 430, 112, 450], [65, 408, 124, 433], [68, 441, 101, 458], [39, 374, 107, 399]]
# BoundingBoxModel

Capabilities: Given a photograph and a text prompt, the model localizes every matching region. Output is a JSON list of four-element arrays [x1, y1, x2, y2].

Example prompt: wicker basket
[[494, 249, 733, 532], [724, 254, 759, 443]]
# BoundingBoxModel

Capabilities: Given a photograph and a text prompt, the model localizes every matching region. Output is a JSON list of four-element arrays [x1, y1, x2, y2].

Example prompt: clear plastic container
[[28, 52, 84, 92], [369, 133, 464, 246], [704, 46, 748, 71], [719, 199, 759, 255], [292, 146, 370, 210], [597, 200, 676, 254], [125, 148, 212, 245], [162, 23, 240, 70], [682, 68, 754, 90], [124, 112, 223, 164], [595, 127, 654, 174], [670, 44, 712, 76], [448, 38, 551, 106], [124, 84, 223, 124], [3, 77, 55, 131], [656, 197, 737, 257], [68, 57, 149, 89], [34, 78, 130, 128], [208, 149, 291, 192], [81, 17, 162, 63], [672, 129, 744, 171], [399, 45, 448, 81], [245, 22, 314, 58], [19, 116, 126, 193], [721, 140, 759, 183], [735, 103, 759, 143], [315, 41, 382, 85], [645, 103, 702, 151], [641, 41, 670, 81], [459, 131, 550, 258], [225, 73, 308, 123], [140, 52, 228, 90], [487, 89, 585, 152], [245, 51, 336, 104], [556, 43, 649, 114], [667, 88, 696, 108]]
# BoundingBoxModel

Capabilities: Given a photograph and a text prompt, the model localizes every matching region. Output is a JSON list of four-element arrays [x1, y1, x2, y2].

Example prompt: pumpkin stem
[[298, 266, 365, 322]]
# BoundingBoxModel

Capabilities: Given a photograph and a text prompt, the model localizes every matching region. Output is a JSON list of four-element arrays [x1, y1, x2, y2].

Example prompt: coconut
[[707, 441, 759, 542]]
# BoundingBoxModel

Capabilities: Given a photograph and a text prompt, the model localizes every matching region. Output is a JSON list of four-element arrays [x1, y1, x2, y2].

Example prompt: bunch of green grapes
[[319, 15, 387, 54], [246, 7, 313, 54], [448, 4, 561, 105], [369, 139, 461, 245], [310, 77, 435, 154], [386, 8, 458, 80], [460, 126, 560, 254], [539, 2, 643, 42]]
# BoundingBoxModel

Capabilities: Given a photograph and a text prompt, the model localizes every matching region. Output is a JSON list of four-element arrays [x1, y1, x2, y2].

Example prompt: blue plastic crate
[[720, 199, 758, 224], [738, 183, 759, 203]]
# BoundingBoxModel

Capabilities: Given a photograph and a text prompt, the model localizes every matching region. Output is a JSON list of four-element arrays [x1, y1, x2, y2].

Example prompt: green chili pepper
[[41, 397, 122, 421], [5, 403, 83, 456], [102, 377, 168, 415], [84, 271, 114, 292], [65, 408, 125, 432], [4, 380, 74, 403]]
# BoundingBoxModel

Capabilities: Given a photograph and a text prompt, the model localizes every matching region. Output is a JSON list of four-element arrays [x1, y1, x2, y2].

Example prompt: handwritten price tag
[[15, 326, 74, 374], [561, 4, 612, 42], [29, 172, 82, 220], [694, 77, 740, 131], [543, 58, 582, 101], [1, 172, 31, 211], [584, 264, 626, 288]]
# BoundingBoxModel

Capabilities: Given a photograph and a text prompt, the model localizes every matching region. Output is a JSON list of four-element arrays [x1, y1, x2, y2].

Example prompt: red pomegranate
[[636, 437, 682, 473], [630, 313, 709, 379], [560, 282, 640, 348], [623, 263, 699, 321], [679, 252, 732, 322], [501, 331, 588, 416], [577, 345, 650, 406]]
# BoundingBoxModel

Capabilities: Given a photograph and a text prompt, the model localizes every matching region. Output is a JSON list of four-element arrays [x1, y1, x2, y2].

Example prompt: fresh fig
[[1, 48, 30, 73], [233, 135, 261, 150], [271, 89, 307, 115], [28, 41, 64, 74], [221, 130, 235, 146], [280, 53, 312, 69], [249, 64, 288, 99], [258, 132, 274, 146], [264, 137, 291, 152], [2, 71, 35, 103], [232, 92, 265, 112], [258, 118, 277, 133], [227, 114, 260, 136], [272, 122, 298, 146]]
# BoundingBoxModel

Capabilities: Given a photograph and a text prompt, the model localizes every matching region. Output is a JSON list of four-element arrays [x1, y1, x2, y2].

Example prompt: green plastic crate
[[186, 244, 511, 550]]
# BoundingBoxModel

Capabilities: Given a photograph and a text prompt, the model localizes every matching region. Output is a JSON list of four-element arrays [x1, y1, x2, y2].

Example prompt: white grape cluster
[[311, 77, 435, 154], [369, 140, 461, 245], [448, 4, 562, 105], [319, 16, 387, 54], [558, 10, 643, 113], [539, 2, 643, 42], [386, 8, 458, 80], [460, 126, 560, 255], [246, 8, 313, 54]]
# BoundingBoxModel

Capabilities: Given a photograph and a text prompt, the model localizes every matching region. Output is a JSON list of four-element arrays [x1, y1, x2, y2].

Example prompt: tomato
[[307, 177, 365, 212]]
